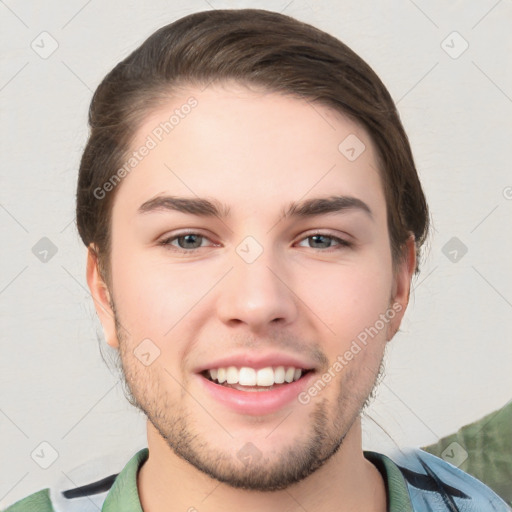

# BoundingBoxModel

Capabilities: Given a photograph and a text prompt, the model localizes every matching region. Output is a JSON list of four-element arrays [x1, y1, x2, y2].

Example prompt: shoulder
[[389, 447, 512, 511], [2, 488, 54, 512], [423, 402, 512, 505], [2, 447, 148, 512]]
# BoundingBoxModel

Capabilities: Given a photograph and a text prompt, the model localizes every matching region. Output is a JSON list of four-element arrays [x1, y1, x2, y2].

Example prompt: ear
[[386, 234, 416, 341], [86, 245, 119, 349]]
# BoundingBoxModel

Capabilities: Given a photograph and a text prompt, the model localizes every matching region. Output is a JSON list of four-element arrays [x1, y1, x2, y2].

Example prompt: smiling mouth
[[201, 366, 312, 392]]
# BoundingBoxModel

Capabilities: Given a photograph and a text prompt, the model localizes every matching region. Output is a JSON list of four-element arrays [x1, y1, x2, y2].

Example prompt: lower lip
[[197, 372, 315, 416]]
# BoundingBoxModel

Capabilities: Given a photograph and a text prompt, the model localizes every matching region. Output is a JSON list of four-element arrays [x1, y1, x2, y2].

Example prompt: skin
[[87, 82, 416, 512]]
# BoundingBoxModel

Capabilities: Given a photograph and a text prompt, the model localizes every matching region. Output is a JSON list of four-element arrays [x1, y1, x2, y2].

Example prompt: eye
[[159, 232, 215, 253], [158, 231, 352, 254], [296, 232, 352, 251]]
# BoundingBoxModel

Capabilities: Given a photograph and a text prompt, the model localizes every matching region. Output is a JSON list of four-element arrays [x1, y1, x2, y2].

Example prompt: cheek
[[110, 247, 217, 370], [110, 246, 186, 337], [300, 260, 393, 347]]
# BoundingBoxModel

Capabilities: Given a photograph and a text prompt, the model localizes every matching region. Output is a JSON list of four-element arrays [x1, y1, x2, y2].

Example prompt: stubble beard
[[111, 312, 384, 492]]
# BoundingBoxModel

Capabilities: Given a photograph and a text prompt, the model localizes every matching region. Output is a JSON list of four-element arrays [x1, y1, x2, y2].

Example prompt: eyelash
[[158, 231, 352, 254]]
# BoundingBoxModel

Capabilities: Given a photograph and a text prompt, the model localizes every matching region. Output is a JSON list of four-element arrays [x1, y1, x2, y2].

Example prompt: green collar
[[101, 448, 412, 511], [364, 450, 414, 512], [101, 448, 148, 512]]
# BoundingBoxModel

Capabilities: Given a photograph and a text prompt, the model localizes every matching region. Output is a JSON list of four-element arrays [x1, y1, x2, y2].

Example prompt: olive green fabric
[[2, 488, 52, 512], [423, 400, 512, 506], [101, 448, 145, 512], [365, 450, 413, 511]]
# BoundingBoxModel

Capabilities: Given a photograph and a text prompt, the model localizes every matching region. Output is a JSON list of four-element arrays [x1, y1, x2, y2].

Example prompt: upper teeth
[[208, 366, 303, 386]]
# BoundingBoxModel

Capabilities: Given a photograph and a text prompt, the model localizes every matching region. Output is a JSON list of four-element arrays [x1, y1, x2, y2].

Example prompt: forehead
[[113, 83, 385, 221]]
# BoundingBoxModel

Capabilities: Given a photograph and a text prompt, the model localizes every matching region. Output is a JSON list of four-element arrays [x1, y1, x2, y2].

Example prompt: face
[[88, 83, 414, 491]]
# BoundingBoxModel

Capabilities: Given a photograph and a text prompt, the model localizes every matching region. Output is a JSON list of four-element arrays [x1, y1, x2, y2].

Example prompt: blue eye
[[159, 231, 351, 254], [297, 233, 351, 251], [175, 233, 204, 249], [159, 232, 212, 253]]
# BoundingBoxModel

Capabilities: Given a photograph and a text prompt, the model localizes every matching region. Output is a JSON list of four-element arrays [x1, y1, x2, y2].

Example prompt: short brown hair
[[76, 8, 429, 283]]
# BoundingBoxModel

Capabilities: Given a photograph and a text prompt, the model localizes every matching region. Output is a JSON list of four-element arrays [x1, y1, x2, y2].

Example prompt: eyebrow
[[137, 194, 373, 221]]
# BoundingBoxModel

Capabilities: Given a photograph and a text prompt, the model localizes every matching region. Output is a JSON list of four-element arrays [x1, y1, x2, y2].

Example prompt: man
[[4, 8, 510, 512]]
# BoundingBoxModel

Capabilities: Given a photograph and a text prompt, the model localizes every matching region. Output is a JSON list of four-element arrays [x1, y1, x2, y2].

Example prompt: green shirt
[[2, 449, 413, 511]]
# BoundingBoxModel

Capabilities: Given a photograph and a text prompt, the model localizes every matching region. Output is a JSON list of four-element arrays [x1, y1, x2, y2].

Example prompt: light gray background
[[1, 0, 511, 507]]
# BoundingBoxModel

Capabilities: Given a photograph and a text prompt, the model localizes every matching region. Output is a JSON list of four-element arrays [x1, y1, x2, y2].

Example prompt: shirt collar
[[101, 448, 148, 512], [100, 448, 412, 511], [364, 450, 414, 512]]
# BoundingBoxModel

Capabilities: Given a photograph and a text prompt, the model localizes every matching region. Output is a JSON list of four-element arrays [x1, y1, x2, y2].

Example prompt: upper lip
[[194, 352, 317, 373]]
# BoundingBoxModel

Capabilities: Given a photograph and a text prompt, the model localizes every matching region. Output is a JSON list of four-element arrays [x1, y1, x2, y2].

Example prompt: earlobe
[[86, 245, 119, 349], [387, 234, 416, 341]]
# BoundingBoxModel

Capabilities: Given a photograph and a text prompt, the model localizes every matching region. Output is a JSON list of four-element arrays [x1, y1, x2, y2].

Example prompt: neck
[[137, 417, 387, 512]]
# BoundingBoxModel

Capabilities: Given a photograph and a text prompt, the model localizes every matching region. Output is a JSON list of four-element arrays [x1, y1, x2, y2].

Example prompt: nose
[[216, 247, 299, 332]]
